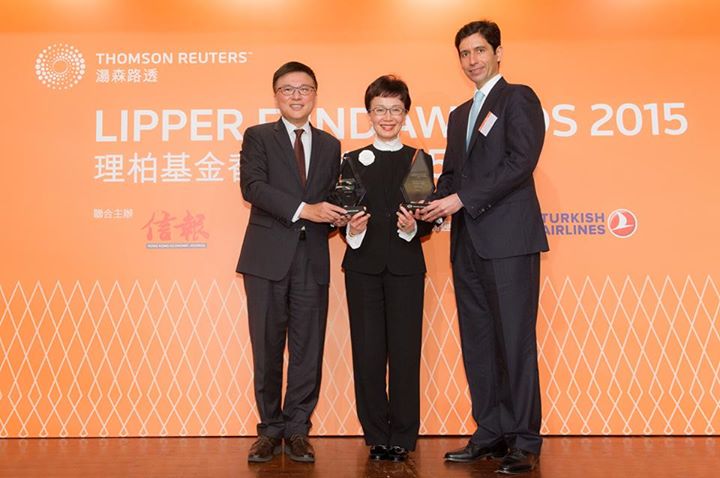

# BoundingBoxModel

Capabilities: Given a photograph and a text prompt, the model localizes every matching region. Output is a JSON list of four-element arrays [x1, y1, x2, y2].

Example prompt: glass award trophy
[[401, 149, 434, 211], [330, 154, 366, 215]]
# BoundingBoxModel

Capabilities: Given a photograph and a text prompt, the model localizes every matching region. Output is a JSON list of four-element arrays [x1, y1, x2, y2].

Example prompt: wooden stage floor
[[1, 436, 718, 477]]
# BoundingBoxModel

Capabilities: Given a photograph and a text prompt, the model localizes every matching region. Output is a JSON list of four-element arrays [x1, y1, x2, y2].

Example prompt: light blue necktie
[[466, 89, 485, 150]]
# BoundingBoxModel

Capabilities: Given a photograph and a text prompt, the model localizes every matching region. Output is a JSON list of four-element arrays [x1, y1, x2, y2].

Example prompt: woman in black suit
[[341, 75, 435, 462]]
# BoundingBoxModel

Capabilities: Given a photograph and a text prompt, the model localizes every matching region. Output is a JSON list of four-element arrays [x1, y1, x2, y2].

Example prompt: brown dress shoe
[[496, 448, 539, 474], [247, 435, 281, 463], [285, 434, 315, 463]]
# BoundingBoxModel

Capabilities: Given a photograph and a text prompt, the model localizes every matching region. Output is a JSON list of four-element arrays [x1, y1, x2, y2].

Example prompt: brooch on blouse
[[358, 149, 375, 166]]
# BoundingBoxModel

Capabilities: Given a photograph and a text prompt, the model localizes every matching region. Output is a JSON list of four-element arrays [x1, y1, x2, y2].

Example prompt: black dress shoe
[[387, 446, 409, 462], [496, 448, 539, 474], [444, 440, 507, 462], [285, 434, 315, 463], [248, 435, 281, 463], [369, 445, 389, 460]]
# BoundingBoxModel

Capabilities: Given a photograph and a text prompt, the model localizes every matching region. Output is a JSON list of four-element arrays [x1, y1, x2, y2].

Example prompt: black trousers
[[453, 227, 543, 454], [345, 268, 424, 450], [243, 240, 328, 439]]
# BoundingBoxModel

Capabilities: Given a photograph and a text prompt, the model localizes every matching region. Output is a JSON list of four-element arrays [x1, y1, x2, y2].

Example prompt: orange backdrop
[[1, 0, 719, 437]]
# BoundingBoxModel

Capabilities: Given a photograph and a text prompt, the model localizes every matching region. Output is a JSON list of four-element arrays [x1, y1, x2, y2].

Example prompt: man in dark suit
[[420, 21, 549, 474], [236, 61, 346, 463]]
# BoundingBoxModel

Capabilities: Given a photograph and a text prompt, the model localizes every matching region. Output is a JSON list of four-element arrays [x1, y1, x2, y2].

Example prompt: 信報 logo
[[35, 43, 86, 90]]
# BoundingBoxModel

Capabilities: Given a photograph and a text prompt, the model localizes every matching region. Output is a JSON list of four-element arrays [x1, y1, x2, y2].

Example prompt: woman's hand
[[396, 206, 416, 234], [348, 211, 370, 236]]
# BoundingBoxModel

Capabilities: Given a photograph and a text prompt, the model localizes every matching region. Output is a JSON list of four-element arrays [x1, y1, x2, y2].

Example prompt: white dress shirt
[[282, 117, 312, 222]]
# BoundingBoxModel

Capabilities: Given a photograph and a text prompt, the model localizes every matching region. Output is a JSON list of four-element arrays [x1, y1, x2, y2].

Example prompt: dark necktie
[[294, 129, 306, 187]]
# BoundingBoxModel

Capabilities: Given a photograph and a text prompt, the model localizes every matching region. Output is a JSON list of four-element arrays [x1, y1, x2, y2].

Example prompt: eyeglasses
[[276, 85, 316, 96], [369, 106, 406, 117]]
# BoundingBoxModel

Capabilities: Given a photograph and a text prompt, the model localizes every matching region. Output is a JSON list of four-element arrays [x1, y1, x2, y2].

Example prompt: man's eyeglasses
[[276, 85, 316, 97], [369, 106, 406, 117]]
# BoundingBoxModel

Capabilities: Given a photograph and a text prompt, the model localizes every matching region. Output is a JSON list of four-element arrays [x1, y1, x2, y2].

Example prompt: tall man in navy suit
[[236, 61, 346, 463], [421, 20, 549, 474]]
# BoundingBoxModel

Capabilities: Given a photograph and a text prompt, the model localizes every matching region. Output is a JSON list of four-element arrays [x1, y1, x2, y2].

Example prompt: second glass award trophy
[[401, 149, 434, 211]]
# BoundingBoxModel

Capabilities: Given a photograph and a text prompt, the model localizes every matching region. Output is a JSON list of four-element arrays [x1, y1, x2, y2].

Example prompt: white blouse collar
[[373, 136, 403, 152]]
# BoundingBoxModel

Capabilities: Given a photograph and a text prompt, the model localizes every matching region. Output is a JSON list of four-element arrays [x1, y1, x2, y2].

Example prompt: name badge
[[478, 112, 498, 136]]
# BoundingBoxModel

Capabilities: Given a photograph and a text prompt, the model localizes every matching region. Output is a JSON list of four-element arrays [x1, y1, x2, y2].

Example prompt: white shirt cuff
[[345, 226, 367, 249], [398, 222, 418, 242], [292, 202, 306, 223]]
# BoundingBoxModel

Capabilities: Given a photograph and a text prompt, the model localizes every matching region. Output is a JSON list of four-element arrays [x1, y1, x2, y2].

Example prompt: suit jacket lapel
[[455, 100, 472, 165], [306, 125, 325, 191], [466, 77, 507, 155], [272, 119, 304, 188]]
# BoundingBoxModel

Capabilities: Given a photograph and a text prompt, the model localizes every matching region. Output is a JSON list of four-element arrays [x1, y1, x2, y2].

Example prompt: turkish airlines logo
[[607, 209, 638, 238], [35, 43, 86, 90]]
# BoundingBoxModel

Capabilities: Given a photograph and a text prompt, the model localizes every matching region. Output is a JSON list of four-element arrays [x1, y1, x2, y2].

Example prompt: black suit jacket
[[436, 77, 549, 260], [236, 120, 341, 284], [341, 145, 434, 275]]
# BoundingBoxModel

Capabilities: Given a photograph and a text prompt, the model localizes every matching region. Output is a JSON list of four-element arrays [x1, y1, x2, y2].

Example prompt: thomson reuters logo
[[35, 43, 86, 90], [607, 209, 638, 238]]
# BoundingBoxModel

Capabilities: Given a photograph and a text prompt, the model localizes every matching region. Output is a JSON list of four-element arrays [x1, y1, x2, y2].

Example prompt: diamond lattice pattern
[[1, 275, 718, 437]]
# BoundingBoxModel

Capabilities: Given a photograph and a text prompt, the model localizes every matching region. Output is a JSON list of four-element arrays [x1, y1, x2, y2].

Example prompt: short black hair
[[454, 20, 501, 53], [364, 75, 411, 111], [272, 61, 318, 90]]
